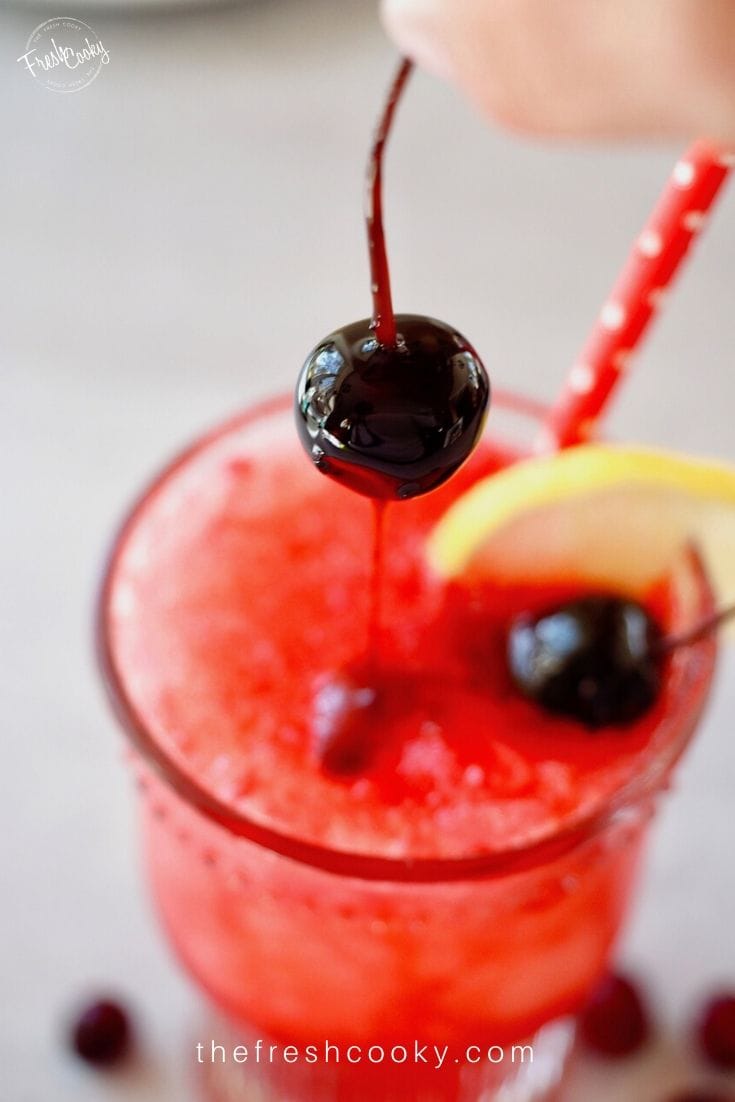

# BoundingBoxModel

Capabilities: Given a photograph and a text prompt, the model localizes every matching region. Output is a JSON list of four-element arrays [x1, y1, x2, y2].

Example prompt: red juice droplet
[[368, 500, 387, 663]]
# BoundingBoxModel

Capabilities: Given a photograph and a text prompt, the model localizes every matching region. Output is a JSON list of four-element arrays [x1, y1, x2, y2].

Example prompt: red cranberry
[[71, 998, 131, 1066], [697, 993, 735, 1070], [578, 972, 652, 1058]]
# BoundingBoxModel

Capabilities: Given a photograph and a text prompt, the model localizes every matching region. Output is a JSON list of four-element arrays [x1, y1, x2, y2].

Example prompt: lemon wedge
[[427, 444, 735, 598]]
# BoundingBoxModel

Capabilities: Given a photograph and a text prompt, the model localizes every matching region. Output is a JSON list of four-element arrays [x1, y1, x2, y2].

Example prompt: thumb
[[380, 0, 735, 142], [380, 0, 457, 84]]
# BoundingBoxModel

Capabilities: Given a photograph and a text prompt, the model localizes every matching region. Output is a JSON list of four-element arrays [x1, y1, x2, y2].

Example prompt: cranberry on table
[[70, 998, 131, 1067], [697, 993, 735, 1070], [578, 972, 652, 1057]]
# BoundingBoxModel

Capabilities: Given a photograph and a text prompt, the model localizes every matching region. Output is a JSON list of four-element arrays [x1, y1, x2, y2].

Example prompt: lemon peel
[[428, 444, 735, 598]]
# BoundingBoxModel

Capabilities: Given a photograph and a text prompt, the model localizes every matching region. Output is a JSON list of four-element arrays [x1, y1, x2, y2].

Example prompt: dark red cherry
[[507, 594, 662, 729], [697, 993, 735, 1070], [312, 671, 381, 774], [296, 61, 490, 501], [70, 998, 131, 1067], [295, 314, 489, 500], [578, 972, 652, 1058]]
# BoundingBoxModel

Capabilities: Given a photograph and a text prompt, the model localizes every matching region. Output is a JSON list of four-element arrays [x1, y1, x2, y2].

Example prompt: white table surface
[[1, 1, 735, 1098]]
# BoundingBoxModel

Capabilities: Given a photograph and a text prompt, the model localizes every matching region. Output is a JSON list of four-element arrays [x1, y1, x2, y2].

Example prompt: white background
[[1, 1, 734, 1098]]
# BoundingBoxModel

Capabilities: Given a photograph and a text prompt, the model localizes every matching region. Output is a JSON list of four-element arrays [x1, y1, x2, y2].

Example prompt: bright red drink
[[99, 395, 716, 1102]]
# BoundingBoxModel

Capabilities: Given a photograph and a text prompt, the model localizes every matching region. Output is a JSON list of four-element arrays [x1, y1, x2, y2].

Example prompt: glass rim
[[97, 392, 717, 884]]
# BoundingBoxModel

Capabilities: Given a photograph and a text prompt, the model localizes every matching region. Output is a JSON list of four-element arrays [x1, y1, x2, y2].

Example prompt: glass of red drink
[[98, 393, 716, 1102]]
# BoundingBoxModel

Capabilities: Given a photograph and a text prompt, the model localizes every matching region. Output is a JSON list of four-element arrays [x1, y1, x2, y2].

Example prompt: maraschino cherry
[[507, 595, 661, 729], [507, 593, 731, 730], [295, 60, 490, 501]]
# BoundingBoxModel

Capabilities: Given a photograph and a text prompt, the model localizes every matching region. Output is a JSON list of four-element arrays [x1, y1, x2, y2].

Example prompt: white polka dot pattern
[[682, 210, 706, 232], [568, 363, 595, 393], [638, 230, 663, 258], [673, 161, 696, 188], [540, 140, 732, 449], [600, 302, 626, 330]]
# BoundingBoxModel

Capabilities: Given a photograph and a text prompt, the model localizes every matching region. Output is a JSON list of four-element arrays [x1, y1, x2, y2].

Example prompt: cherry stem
[[366, 58, 413, 347], [655, 602, 735, 655]]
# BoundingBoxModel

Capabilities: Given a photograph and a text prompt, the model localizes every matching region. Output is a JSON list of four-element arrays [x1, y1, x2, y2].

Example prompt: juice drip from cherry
[[315, 61, 412, 772], [315, 502, 389, 776], [368, 501, 387, 660]]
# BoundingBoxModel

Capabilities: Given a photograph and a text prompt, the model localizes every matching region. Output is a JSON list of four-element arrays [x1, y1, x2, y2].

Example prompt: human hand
[[380, 0, 735, 142]]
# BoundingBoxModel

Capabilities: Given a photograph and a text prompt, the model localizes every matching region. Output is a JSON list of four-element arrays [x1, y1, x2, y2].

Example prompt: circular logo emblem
[[18, 18, 110, 94]]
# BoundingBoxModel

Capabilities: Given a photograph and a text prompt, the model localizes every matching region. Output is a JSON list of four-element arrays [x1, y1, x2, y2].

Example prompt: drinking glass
[[98, 395, 716, 1102]]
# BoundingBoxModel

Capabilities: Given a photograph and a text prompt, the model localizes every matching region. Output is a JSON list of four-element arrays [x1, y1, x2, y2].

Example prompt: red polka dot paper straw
[[540, 141, 734, 451]]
